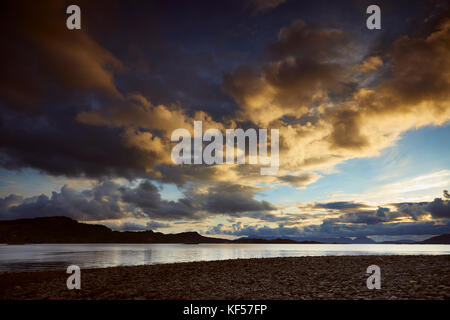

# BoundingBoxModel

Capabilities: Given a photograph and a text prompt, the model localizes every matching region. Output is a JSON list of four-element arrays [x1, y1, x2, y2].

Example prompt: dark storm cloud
[[120, 181, 162, 211], [327, 12, 450, 151], [223, 6, 450, 180], [304, 219, 450, 238], [113, 180, 203, 221], [0, 1, 162, 180], [0, 0, 239, 182], [1, 184, 124, 221], [122, 43, 239, 120], [243, 212, 295, 222], [0, 0, 449, 244], [2, 0, 448, 189], [268, 20, 353, 60], [319, 195, 450, 225], [132, 171, 275, 219], [313, 201, 368, 210], [395, 197, 450, 220], [120, 181, 276, 221], [198, 183, 274, 214], [0, 181, 448, 239], [0, 107, 161, 179], [0, 1, 123, 113], [326, 207, 404, 225], [211, 220, 450, 240], [144, 182, 277, 220], [0, 180, 174, 221], [206, 192, 450, 239], [223, 19, 355, 125], [264, 57, 350, 106], [206, 222, 302, 238], [426, 198, 450, 219], [0, 180, 275, 221]]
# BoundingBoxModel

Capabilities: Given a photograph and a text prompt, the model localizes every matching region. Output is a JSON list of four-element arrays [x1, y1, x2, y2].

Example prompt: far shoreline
[[2, 242, 450, 245], [2, 217, 449, 245]]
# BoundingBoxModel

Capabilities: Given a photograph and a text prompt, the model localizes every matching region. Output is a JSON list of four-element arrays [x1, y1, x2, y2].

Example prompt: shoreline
[[1, 255, 449, 300], [3, 242, 449, 245], [2, 242, 335, 245]]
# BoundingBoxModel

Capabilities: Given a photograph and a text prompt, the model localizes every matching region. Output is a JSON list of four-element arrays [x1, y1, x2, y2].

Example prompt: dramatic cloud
[[196, 183, 275, 214], [325, 207, 404, 225], [277, 173, 321, 188], [206, 191, 450, 239], [209, 219, 450, 240], [395, 197, 450, 220], [314, 193, 450, 224], [268, 20, 352, 60], [224, 15, 450, 175], [224, 20, 354, 126], [0, 180, 276, 222], [0, 0, 449, 240], [2, 1, 449, 189], [314, 201, 369, 211], [0, 184, 125, 221], [0, 1, 123, 112]]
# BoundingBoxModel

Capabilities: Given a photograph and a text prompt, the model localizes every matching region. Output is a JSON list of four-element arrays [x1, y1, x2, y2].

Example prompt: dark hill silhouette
[[0, 216, 316, 244], [0, 217, 228, 244], [0, 217, 448, 244], [419, 234, 450, 244]]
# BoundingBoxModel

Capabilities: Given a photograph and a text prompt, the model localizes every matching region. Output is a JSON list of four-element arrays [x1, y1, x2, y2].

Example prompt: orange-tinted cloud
[[0, 1, 123, 112]]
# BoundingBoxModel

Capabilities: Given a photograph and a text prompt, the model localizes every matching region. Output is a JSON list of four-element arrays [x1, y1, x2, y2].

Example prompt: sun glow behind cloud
[[327, 170, 450, 205]]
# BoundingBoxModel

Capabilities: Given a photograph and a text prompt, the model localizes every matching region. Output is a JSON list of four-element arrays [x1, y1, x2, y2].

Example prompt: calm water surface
[[0, 243, 449, 272]]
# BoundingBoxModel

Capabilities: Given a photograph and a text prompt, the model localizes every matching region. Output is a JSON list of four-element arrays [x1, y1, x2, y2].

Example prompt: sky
[[0, 0, 449, 242]]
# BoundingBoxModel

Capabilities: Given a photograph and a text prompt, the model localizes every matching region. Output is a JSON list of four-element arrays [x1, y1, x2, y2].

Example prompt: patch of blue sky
[[255, 124, 450, 205]]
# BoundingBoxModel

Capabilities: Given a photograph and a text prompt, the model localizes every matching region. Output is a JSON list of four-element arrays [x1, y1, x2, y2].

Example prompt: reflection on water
[[0, 243, 449, 272]]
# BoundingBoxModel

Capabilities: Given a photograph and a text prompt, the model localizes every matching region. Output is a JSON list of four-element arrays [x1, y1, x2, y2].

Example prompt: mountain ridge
[[0, 217, 449, 244]]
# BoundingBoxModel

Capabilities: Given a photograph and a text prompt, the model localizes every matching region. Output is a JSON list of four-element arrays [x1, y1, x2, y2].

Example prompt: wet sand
[[0, 255, 449, 300]]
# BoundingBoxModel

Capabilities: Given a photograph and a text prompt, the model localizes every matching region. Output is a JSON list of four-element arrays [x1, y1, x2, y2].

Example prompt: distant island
[[0, 216, 449, 244]]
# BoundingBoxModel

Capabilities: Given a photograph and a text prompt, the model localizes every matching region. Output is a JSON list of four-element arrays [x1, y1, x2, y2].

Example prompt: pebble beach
[[1, 255, 449, 300]]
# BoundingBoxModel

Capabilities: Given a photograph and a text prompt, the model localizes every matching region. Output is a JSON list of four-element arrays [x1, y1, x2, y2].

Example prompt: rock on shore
[[0, 255, 449, 300]]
